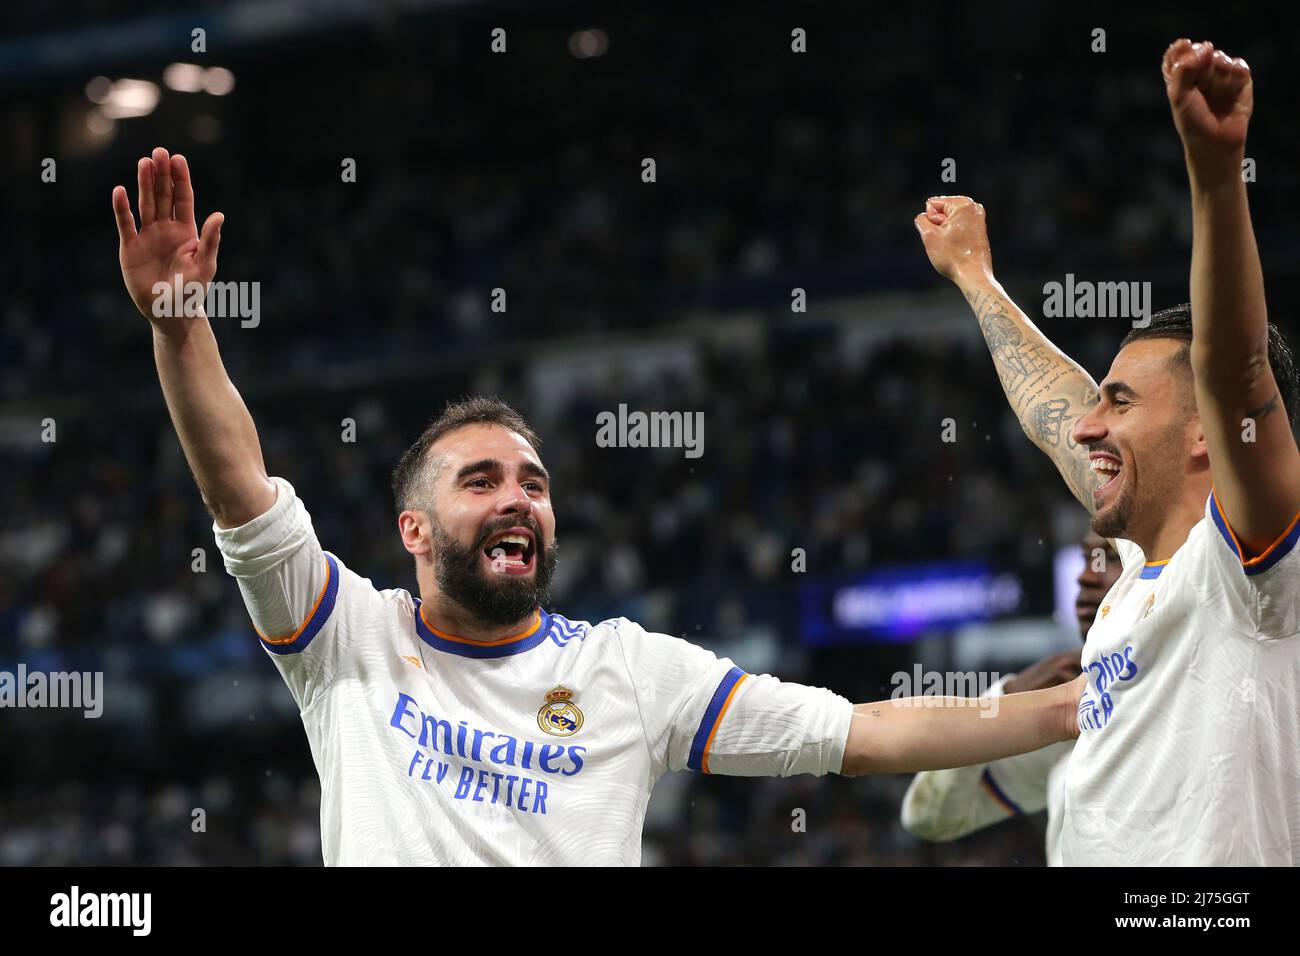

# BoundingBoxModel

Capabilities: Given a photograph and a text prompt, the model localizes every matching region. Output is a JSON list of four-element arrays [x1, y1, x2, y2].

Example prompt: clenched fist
[[1162, 38, 1252, 182], [112, 147, 224, 321], [913, 196, 993, 284]]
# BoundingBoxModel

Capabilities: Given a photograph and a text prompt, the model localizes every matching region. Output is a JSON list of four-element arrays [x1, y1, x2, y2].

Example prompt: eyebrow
[[453, 458, 551, 484], [1101, 381, 1139, 401]]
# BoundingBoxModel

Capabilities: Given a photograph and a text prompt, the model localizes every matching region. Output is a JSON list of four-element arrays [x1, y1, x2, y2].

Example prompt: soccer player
[[113, 148, 1082, 866], [900, 534, 1121, 864], [915, 40, 1300, 864]]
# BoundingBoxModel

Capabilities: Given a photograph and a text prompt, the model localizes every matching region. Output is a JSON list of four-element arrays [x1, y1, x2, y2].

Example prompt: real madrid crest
[[538, 685, 584, 737]]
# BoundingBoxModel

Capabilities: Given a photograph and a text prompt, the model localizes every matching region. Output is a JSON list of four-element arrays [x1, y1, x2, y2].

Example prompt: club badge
[[538, 685, 584, 737]]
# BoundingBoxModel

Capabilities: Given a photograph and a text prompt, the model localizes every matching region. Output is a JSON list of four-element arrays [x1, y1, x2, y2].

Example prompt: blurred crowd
[[4, 1, 1298, 865], [5, 324, 1089, 665], [0, 319, 1107, 866], [8, 4, 1300, 405], [0, 772, 1046, 866]]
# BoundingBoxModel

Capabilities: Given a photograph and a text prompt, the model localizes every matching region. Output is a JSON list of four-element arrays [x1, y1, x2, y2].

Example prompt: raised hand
[[112, 147, 224, 320], [1162, 39, 1253, 181], [914, 196, 993, 284]]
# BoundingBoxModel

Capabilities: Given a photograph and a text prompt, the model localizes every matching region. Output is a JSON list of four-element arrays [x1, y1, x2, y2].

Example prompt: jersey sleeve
[[613, 619, 854, 778], [1196, 488, 1300, 637], [900, 676, 1065, 840], [212, 476, 345, 710]]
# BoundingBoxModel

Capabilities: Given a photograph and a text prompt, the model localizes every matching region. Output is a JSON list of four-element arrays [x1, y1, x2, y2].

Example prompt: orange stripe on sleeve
[[1213, 486, 1300, 565], [256, 554, 332, 645], [701, 674, 750, 775]]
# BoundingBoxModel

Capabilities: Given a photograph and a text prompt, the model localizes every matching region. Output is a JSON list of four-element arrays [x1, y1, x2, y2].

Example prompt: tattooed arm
[[1163, 40, 1300, 555], [915, 196, 1100, 513]]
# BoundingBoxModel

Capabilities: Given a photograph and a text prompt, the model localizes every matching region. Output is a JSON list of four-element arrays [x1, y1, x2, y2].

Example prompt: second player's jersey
[[214, 478, 854, 865], [1060, 490, 1300, 865], [901, 675, 1073, 865]]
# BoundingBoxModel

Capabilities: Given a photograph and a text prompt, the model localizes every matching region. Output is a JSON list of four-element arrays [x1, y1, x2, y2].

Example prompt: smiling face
[[1072, 338, 1206, 544], [408, 423, 558, 628]]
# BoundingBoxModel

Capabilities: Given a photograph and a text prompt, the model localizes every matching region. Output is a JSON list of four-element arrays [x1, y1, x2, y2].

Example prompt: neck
[[1130, 478, 1211, 562]]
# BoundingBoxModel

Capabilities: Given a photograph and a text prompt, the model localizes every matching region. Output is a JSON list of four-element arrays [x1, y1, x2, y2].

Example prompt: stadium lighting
[[203, 67, 236, 96], [97, 79, 160, 119], [568, 29, 608, 58], [163, 63, 206, 93], [164, 63, 234, 95], [84, 76, 112, 104], [85, 107, 115, 137]]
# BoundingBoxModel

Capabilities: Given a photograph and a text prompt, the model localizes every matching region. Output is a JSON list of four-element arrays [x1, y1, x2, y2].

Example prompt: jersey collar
[[1139, 560, 1167, 580], [413, 599, 553, 659]]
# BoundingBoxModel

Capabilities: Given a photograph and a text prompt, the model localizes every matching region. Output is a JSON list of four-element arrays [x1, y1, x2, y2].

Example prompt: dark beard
[[1090, 482, 1135, 540], [429, 517, 558, 628]]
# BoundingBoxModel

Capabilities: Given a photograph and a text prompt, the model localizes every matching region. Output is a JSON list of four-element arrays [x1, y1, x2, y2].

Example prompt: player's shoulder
[[1165, 494, 1300, 639], [1171, 492, 1300, 582], [1200, 489, 1300, 579], [543, 611, 629, 650], [328, 554, 407, 606], [372, 578, 417, 609], [558, 614, 683, 642], [330, 562, 421, 637], [542, 613, 694, 662]]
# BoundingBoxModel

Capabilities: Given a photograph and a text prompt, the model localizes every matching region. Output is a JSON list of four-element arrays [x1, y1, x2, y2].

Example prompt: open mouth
[[482, 528, 537, 576], [1089, 454, 1122, 503]]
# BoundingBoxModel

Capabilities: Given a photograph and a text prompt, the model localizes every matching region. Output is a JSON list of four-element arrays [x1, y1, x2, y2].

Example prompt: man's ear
[[1189, 418, 1210, 462], [397, 511, 432, 556]]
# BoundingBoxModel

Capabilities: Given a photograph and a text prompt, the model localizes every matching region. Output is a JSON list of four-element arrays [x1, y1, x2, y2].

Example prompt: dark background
[[2, 0, 1297, 864]]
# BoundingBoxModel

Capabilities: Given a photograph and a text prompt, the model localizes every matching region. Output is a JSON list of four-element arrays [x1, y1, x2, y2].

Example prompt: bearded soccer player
[[916, 40, 1300, 864], [112, 148, 1082, 866]]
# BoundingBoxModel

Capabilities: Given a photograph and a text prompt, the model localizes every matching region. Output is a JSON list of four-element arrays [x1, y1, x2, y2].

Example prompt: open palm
[[113, 147, 223, 319]]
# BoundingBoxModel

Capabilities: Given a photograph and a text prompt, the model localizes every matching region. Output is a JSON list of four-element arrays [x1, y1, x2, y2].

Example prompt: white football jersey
[[901, 676, 1073, 865], [214, 478, 854, 865], [1060, 490, 1300, 865]]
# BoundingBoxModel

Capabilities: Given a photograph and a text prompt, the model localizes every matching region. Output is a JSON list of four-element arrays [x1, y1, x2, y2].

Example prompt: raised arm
[[915, 197, 1101, 513], [1163, 40, 1300, 555], [113, 147, 276, 528]]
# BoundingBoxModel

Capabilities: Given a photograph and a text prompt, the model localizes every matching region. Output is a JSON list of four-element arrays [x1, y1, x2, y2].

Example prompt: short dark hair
[[1119, 304, 1298, 426], [390, 396, 542, 514]]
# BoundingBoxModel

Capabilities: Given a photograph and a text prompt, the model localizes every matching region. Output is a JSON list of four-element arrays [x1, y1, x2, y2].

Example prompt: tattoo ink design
[[972, 297, 1054, 408], [1245, 392, 1281, 422], [966, 288, 1102, 513], [1032, 397, 1072, 447]]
